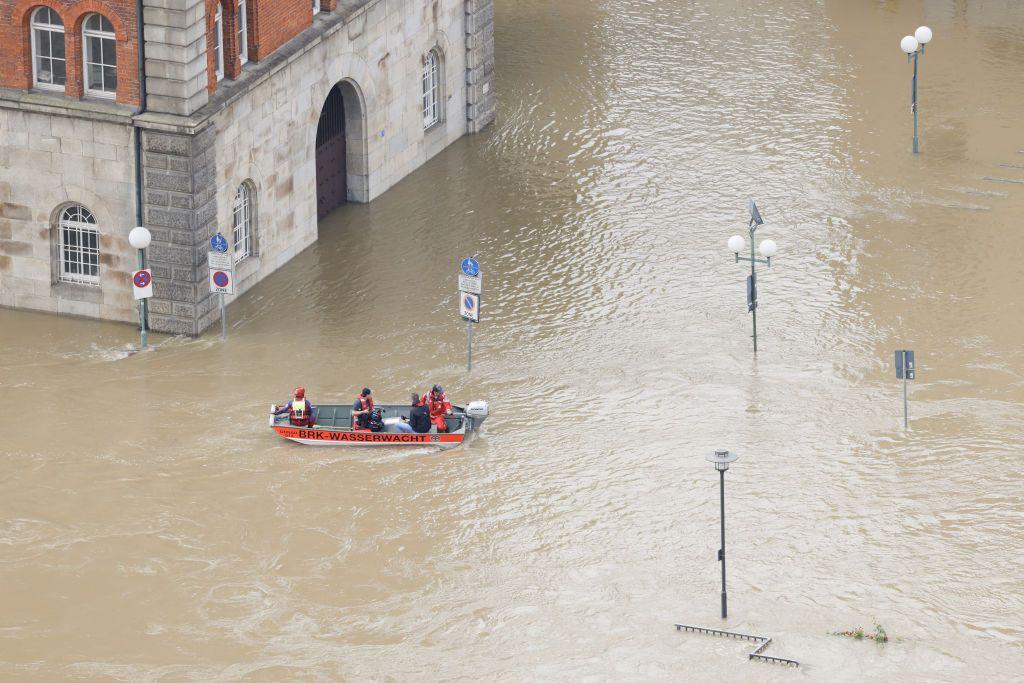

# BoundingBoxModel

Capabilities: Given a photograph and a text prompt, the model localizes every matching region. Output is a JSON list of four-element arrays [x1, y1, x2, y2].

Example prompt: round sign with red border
[[212, 271, 230, 288], [133, 270, 152, 288]]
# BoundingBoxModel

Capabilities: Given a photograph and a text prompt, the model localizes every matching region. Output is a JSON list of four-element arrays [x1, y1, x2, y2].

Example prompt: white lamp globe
[[900, 35, 919, 54], [759, 239, 778, 258], [914, 26, 932, 45], [728, 235, 745, 253], [128, 226, 152, 250]]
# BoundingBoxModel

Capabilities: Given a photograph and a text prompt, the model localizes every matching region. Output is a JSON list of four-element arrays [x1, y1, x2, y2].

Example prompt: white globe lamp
[[759, 239, 778, 258], [914, 26, 932, 45], [900, 35, 919, 54], [128, 226, 152, 250], [728, 235, 745, 254]]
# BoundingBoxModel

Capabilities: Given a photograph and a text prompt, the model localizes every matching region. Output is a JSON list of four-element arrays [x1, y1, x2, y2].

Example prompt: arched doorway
[[316, 85, 346, 218], [315, 80, 368, 219]]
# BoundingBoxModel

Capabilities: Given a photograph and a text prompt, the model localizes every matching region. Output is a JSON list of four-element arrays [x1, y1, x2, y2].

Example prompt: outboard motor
[[464, 401, 489, 432]]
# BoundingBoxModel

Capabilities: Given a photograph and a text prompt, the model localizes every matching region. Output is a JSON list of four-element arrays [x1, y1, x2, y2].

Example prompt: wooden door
[[316, 86, 347, 219]]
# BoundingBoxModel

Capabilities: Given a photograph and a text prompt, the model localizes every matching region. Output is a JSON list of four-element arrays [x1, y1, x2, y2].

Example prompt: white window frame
[[312, 0, 320, 15], [237, 0, 248, 65], [30, 7, 66, 91], [232, 183, 252, 263], [82, 14, 117, 99], [214, 3, 224, 81], [58, 205, 100, 285], [422, 49, 441, 129]]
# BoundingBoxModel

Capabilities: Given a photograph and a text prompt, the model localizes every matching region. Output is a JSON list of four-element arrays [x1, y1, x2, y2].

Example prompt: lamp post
[[706, 448, 739, 619], [128, 226, 151, 350], [900, 26, 933, 154], [729, 201, 777, 353]]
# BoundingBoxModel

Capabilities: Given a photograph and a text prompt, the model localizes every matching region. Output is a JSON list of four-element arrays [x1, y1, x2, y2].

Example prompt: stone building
[[0, 0, 495, 334]]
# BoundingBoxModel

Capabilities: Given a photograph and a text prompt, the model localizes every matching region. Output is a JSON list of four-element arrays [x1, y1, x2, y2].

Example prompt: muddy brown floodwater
[[2, 0, 1024, 679]]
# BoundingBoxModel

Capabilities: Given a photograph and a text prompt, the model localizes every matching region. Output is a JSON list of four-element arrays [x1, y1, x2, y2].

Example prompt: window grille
[[422, 50, 440, 129], [214, 3, 224, 81], [238, 0, 248, 65], [232, 183, 252, 263], [31, 7, 66, 90], [58, 205, 100, 285], [83, 14, 117, 97]]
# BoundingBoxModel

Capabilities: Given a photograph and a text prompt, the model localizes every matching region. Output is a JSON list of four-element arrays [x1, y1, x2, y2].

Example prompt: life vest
[[427, 392, 448, 416], [353, 395, 375, 429], [289, 399, 310, 425], [360, 396, 375, 411]]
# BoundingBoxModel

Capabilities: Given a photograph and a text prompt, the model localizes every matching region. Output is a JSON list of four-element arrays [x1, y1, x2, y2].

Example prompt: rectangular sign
[[746, 274, 756, 312], [459, 292, 480, 323], [208, 251, 233, 271], [132, 269, 153, 300], [896, 350, 916, 380], [458, 274, 481, 295], [209, 268, 234, 295]]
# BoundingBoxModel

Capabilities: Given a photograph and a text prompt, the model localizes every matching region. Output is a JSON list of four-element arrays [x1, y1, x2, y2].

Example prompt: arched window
[[422, 49, 441, 129], [83, 14, 117, 98], [237, 0, 248, 65], [31, 7, 66, 90], [58, 205, 100, 285], [232, 183, 253, 262], [213, 3, 224, 81]]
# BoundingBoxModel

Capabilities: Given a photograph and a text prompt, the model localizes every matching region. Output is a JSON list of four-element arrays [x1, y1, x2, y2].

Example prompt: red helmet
[[294, 386, 305, 399]]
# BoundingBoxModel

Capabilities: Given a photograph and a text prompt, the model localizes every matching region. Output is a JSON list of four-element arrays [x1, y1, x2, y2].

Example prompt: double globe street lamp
[[900, 26, 933, 154], [728, 201, 777, 353]]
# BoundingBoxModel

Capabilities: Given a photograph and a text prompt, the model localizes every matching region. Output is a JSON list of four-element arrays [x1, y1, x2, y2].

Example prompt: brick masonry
[[0, 0, 495, 334]]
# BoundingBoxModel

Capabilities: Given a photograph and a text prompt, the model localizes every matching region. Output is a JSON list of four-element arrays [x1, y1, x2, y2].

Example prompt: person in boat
[[394, 393, 432, 434], [351, 387, 375, 430], [272, 386, 316, 427], [424, 384, 452, 432]]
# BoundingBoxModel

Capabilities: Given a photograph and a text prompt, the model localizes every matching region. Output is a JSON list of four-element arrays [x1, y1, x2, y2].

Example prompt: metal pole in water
[[137, 248, 148, 350], [750, 236, 757, 353], [220, 292, 226, 340], [467, 319, 472, 372], [903, 373, 909, 429], [720, 467, 728, 619], [912, 51, 919, 154]]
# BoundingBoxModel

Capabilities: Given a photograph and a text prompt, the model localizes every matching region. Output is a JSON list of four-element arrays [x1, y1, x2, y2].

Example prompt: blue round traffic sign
[[461, 257, 480, 277], [213, 271, 230, 287], [464, 295, 475, 310], [210, 233, 228, 253]]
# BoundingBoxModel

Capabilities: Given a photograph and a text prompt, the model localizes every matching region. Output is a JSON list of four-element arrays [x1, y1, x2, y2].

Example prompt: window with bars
[[422, 50, 441, 129], [58, 205, 100, 285], [214, 3, 224, 81], [31, 7, 66, 90], [232, 183, 253, 263], [83, 14, 117, 98], [238, 0, 248, 65]]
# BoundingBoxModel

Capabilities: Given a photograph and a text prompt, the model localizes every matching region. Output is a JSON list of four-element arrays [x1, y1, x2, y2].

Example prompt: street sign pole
[[903, 370, 908, 429], [209, 233, 232, 341], [220, 292, 227, 340], [459, 257, 481, 373], [137, 247, 148, 350]]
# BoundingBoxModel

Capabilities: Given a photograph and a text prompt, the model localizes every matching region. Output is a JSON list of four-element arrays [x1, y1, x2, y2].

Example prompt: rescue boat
[[268, 400, 489, 447]]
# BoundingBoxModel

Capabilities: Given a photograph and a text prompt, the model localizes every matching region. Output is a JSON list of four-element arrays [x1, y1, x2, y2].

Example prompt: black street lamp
[[706, 448, 739, 618]]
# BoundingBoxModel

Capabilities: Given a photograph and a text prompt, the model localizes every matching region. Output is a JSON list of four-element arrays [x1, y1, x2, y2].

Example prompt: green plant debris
[[831, 623, 889, 643]]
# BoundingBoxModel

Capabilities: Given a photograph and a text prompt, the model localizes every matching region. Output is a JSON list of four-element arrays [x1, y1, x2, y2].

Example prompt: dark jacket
[[409, 402, 432, 433]]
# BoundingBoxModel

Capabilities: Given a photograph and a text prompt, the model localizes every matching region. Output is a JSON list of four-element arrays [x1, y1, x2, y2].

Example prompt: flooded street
[[3, 0, 1024, 678]]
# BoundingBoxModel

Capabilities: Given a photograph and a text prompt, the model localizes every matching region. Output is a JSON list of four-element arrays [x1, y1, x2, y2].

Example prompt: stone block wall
[[465, 0, 495, 133], [0, 102, 138, 321]]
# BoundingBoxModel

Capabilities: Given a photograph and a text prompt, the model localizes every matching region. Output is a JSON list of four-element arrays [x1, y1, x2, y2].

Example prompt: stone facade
[[0, 0, 495, 333]]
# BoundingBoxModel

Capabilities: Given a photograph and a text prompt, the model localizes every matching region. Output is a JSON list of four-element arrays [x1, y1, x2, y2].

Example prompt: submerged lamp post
[[706, 448, 739, 619], [729, 201, 777, 353], [900, 26, 933, 154], [128, 226, 152, 350]]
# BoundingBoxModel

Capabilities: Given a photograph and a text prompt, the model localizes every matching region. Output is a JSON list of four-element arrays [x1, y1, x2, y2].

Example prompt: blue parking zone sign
[[895, 350, 916, 380]]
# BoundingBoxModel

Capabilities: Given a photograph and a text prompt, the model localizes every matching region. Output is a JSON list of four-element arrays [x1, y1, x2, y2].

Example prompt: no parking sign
[[132, 269, 153, 300], [210, 269, 233, 294]]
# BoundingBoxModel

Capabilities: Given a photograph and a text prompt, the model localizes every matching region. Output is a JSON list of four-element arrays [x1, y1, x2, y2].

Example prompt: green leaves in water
[[831, 623, 888, 643]]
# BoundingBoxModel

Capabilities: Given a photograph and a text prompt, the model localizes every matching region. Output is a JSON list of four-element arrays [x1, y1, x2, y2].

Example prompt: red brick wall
[[0, 0, 140, 107], [249, 0, 310, 61]]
